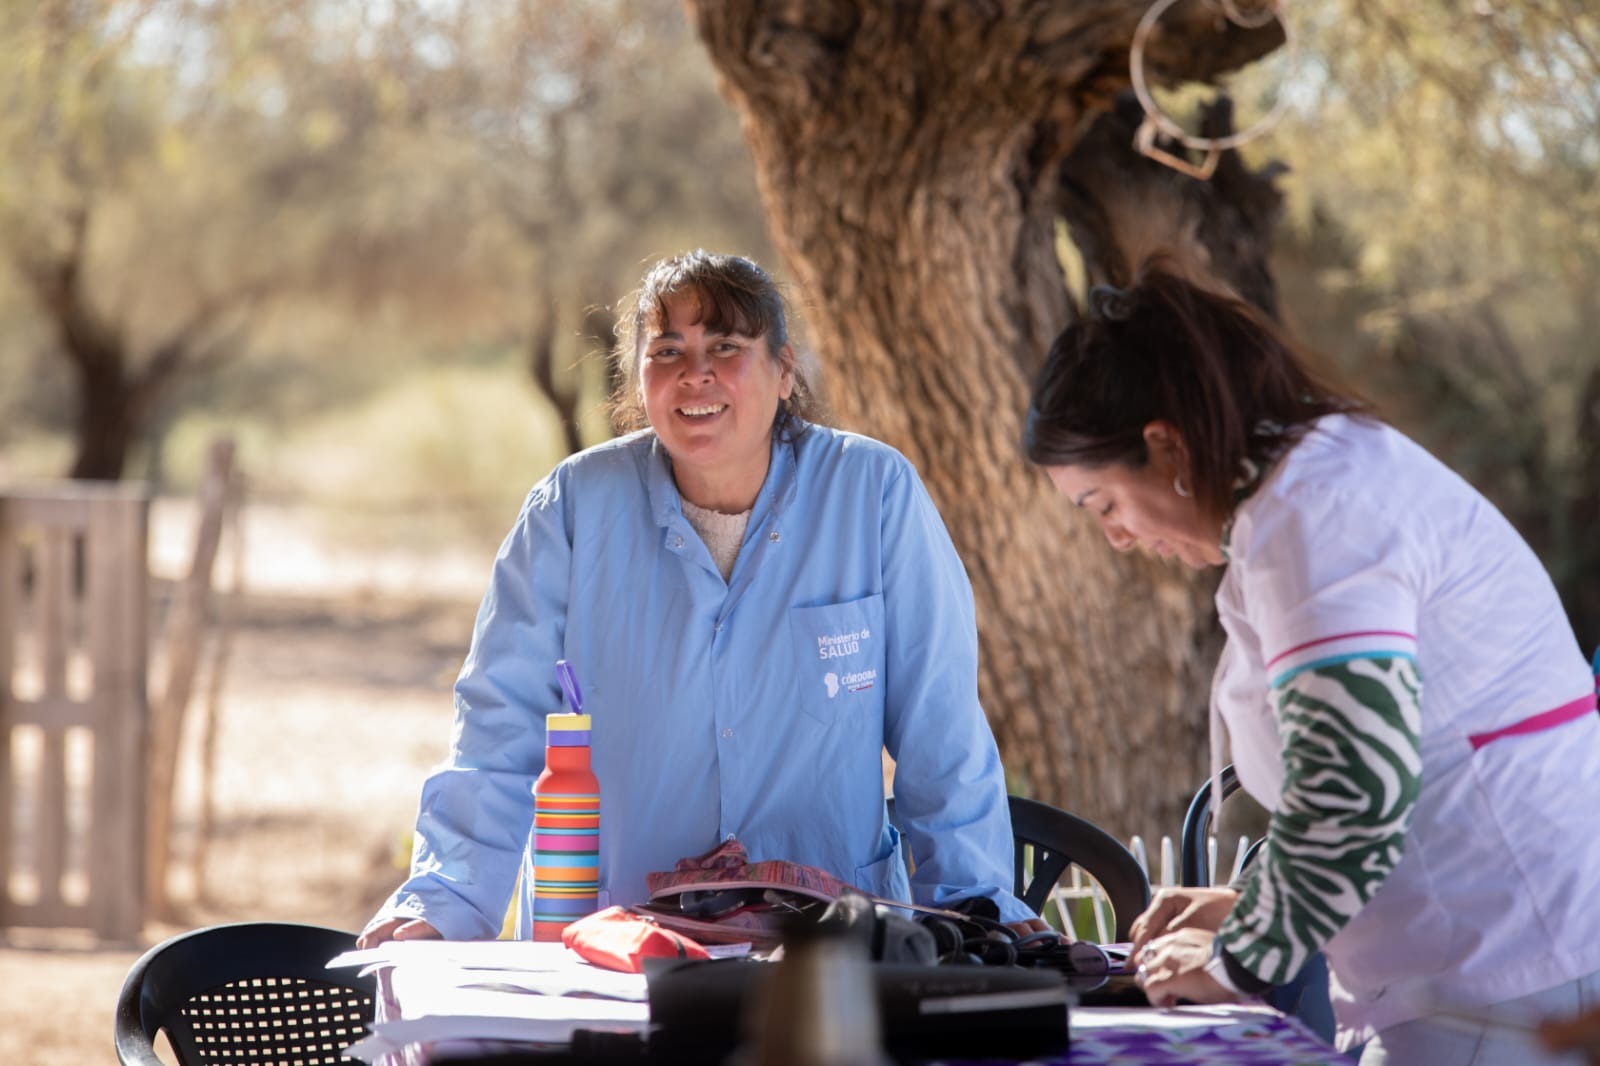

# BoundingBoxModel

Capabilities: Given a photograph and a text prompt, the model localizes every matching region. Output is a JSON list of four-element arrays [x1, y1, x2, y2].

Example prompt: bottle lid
[[547, 712, 592, 731]]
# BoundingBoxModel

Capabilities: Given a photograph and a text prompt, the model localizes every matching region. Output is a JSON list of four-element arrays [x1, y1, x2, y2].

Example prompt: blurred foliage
[[1148, 0, 1599, 643], [1262, 0, 1600, 645], [0, 0, 769, 488], [0, 0, 1593, 637]]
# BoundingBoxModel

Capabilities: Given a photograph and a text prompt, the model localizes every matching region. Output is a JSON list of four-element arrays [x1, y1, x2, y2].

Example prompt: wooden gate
[[0, 485, 148, 941]]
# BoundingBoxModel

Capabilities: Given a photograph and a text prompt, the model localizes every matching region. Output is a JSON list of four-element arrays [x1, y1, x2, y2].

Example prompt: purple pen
[[555, 659, 584, 714]]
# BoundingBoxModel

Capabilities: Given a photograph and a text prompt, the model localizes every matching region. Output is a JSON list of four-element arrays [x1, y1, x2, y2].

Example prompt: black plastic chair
[[114, 921, 376, 1066], [1007, 795, 1151, 941], [1180, 763, 1267, 888], [887, 794, 1152, 941]]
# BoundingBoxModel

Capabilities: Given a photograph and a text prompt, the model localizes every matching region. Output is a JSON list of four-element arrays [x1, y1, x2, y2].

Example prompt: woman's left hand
[[1005, 917, 1063, 940], [1135, 928, 1236, 1008]]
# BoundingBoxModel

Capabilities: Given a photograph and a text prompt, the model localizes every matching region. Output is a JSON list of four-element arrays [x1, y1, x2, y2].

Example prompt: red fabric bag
[[561, 905, 711, 973]]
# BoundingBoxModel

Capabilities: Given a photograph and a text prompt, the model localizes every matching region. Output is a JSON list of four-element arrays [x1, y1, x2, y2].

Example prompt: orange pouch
[[561, 905, 711, 973]]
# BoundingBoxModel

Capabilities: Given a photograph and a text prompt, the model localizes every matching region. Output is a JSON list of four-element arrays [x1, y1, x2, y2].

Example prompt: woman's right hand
[[356, 917, 442, 949], [1128, 886, 1238, 959]]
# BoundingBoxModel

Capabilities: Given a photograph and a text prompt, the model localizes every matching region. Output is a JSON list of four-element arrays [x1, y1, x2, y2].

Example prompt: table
[[335, 942, 1348, 1066], [1056, 1006, 1344, 1064]]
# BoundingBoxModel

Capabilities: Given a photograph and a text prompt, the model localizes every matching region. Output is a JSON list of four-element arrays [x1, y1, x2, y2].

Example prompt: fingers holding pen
[[1129, 886, 1240, 958], [1135, 928, 1235, 1008]]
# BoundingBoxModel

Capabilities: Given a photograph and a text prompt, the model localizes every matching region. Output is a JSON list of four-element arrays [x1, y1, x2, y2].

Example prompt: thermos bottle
[[531, 712, 600, 941]]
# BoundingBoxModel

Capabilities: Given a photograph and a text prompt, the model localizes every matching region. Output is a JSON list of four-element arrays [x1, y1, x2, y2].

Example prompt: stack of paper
[[328, 940, 652, 1063]]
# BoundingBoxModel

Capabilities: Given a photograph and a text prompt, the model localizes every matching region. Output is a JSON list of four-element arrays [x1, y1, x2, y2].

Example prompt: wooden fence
[[0, 485, 148, 942]]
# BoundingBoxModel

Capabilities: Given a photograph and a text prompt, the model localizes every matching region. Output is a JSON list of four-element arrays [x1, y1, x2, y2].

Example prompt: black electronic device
[[645, 955, 1070, 1062]]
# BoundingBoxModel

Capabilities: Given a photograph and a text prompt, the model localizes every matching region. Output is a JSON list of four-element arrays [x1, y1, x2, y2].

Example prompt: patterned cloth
[[644, 837, 855, 903], [935, 1007, 1346, 1065], [1219, 655, 1423, 987]]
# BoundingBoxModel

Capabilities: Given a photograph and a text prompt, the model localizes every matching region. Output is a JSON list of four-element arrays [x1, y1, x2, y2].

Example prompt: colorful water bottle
[[532, 662, 600, 940]]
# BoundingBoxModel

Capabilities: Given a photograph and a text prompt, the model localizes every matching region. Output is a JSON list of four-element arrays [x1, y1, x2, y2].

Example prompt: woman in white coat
[[1023, 259, 1600, 1064]]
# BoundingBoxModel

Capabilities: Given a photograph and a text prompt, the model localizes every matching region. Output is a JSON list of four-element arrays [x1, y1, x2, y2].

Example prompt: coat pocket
[[787, 595, 887, 726]]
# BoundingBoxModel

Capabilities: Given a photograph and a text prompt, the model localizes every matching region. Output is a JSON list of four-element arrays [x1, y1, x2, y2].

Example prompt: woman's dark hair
[[608, 250, 822, 436], [1023, 255, 1367, 520]]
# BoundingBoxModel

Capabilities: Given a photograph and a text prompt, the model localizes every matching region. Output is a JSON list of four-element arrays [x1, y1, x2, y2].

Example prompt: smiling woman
[[632, 267, 799, 512], [357, 249, 1047, 952]]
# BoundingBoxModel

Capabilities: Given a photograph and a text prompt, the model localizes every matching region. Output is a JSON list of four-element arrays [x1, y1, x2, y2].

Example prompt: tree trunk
[[689, 0, 1281, 838], [68, 361, 145, 481], [19, 210, 164, 482], [1061, 93, 1287, 319], [528, 277, 585, 458], [1571, 363, 1600, 651]]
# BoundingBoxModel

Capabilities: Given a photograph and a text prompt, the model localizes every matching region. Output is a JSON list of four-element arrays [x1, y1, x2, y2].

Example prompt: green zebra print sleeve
[[1215, 656, 1423, 988]]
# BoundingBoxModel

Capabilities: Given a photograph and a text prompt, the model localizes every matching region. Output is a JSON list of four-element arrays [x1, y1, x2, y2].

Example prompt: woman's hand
[[356, 917, 442, 949], [1005, 917, 1064, 940], [1128, 886, 1238, 958], [1135, 927, 1236, 1008]]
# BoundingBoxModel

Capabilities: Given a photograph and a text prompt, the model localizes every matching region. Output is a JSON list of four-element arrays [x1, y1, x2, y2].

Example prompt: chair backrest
[[885, 794, 1150, 940], [114, 921, 375, 1066], [1007, 795, 1151, 942], [1180, 764, 1246, 887]]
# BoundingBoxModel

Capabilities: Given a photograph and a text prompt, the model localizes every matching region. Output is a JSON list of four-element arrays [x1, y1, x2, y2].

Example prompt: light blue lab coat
[[379, 423, 1030, 938]]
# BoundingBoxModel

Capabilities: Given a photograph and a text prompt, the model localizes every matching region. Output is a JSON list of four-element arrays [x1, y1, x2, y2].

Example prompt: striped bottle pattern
[[532, 712, 600, 940]]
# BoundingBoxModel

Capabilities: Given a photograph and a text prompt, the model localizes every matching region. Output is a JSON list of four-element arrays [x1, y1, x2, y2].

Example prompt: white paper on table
[[331, 941, 649, 1000], [329, 939, 580, 974], [349, 970, 649, 1058], [1072, 1003, 1286, 1033], [444, 964, 648, 1002]]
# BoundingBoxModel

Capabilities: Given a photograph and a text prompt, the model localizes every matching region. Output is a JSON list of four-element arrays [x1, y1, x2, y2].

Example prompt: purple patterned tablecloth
[[930, 1005, 1347, 1066]]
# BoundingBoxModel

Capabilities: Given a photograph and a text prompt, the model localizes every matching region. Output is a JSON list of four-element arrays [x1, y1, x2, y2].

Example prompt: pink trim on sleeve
[[1265, 630, 1417, 670], [1467, 693, 1598, 751]]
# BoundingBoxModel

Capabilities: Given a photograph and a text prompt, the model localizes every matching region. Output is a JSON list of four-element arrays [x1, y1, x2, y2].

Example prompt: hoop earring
[[1174, 476, 1192, 498]]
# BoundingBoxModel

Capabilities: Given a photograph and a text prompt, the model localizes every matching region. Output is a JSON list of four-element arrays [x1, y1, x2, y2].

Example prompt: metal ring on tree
[[1128, 0, 1296, 180]]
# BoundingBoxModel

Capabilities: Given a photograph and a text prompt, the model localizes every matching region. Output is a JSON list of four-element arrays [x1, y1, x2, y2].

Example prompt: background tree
[[412, 2, 773, 455], [0, 0, 772, 483], [689, 0, 1600, 836], [1262, 0, 1600, 649], [0, 0, 508, 480]]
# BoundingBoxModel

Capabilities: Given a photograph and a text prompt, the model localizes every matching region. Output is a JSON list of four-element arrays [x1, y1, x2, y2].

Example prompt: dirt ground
[[0, 501, 489, 1065]]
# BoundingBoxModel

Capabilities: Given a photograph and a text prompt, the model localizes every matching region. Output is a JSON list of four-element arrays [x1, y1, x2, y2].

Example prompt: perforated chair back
[[114, 921, 375, 1066], [1007, 795, 1151, 941]]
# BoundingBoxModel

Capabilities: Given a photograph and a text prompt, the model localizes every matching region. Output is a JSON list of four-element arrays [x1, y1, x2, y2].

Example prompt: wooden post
[[191, 469, 246, 903], [145, 438, 235, 919], [88, 493, 150, 942], [0, 499, 13, 929]]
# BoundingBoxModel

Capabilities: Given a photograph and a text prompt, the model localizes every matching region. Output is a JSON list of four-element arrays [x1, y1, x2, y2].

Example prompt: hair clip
[[1089, 284, 1135, 323]]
